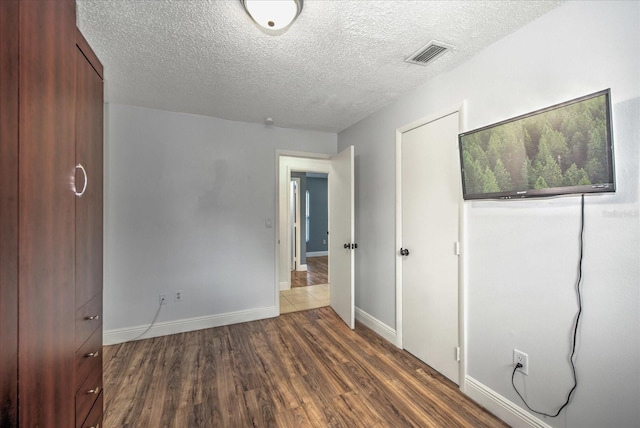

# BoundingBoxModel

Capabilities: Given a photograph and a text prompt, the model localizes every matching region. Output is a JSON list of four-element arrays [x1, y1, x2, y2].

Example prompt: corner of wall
[[464, 376, 552, 428], [355, 306, 397, 344]]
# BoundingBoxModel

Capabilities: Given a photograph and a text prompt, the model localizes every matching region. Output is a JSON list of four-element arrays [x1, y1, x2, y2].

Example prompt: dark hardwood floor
[[291, 256, 328, 287], [103, 307, 507, 427]]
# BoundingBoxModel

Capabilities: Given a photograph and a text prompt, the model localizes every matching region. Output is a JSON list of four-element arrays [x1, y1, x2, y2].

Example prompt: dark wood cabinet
[[76, 30, 104, 312], [74, 28, 104, 428], [0, 2, 104, 427], [14, 1, 77, 426]]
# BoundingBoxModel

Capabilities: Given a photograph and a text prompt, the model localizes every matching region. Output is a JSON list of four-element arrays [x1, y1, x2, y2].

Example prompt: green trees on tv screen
[[461, 95, 610, 195]]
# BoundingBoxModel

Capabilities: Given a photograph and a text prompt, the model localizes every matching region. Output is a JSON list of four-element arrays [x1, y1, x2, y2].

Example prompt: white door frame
[[395, 102, 468, 390], [276, 151, 331, 305]]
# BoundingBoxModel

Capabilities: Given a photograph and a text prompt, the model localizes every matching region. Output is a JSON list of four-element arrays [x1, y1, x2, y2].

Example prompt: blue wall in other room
[[306, 176, 328, 253]]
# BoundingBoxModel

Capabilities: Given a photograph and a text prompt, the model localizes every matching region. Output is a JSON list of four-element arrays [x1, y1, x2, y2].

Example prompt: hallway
[[290, 256, 328, 287]]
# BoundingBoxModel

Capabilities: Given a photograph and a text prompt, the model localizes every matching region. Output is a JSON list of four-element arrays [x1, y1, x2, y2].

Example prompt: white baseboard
[[280, 281, 290, 291], [354, 306, 397, 344], [297, 264, 307, 272], [306, 251, 328, 257], [464, 376, 551, 428], [104, 306, 279, 345]]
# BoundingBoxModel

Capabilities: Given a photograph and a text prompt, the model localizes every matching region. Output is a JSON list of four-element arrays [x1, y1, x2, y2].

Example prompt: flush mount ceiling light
[[241, 0, 303, 31]]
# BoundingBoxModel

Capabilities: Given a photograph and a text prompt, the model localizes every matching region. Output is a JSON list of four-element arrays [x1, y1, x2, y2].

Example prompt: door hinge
[[454, 241, 460, 256], [456, 347, 461, 362]]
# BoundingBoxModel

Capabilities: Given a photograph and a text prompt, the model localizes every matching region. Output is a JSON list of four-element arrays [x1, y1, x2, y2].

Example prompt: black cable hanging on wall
[[511, 194, 585, 417], [131, 296, 165, 342]]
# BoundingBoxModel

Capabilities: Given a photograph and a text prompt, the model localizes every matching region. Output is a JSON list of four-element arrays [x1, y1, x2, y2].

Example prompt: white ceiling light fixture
[[241, 0, 303, 31]]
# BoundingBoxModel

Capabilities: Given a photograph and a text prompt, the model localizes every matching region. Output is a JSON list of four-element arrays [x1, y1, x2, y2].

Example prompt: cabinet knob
[[87, 387, 100, 395], [85, 351, 99, 358], [86, 315, 100, 320]]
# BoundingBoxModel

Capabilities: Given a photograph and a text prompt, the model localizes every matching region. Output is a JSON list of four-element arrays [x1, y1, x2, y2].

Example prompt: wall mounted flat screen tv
[[458, 89, 615, 200]]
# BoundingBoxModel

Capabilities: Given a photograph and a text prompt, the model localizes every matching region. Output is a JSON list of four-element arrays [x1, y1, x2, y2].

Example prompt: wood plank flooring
[[103, 307, 507, 428], [291, 256, 328, 287]]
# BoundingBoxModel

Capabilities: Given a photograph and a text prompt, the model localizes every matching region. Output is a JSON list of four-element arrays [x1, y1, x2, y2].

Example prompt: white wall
[[339, 2, 639, 427], [104, 104, 336, 338]]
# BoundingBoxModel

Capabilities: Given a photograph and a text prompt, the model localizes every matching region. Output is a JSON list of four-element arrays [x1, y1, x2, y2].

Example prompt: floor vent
[[405, 41, 452, 66]]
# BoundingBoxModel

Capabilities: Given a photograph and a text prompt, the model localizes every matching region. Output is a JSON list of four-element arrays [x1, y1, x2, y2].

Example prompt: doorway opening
[[282, 172, 330, 313], [290, 177, 301, 273], [291, 255, 328, 287], [276, 148, 355, 328]]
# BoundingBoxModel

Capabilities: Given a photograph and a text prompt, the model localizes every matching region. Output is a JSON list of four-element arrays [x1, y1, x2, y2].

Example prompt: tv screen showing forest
[[458, 90, 615, 200]]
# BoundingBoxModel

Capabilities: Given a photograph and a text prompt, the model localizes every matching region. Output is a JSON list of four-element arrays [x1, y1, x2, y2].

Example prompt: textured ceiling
[[76, 0, 563, 133]]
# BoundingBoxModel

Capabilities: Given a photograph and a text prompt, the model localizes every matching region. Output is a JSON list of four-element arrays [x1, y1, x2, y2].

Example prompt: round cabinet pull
[[86, 315, 100, 320], [74, 163, 88, 197], [85, 351, 99, 358], [87, 387, 100, 395]]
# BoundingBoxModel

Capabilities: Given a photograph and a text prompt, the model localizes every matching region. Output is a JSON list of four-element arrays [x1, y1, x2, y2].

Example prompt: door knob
[[400, 248, 409, 256]]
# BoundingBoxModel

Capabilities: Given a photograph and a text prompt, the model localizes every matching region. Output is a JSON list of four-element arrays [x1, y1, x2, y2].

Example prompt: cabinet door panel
[[75, 44, 104, 309], [18, 1, 77, 426], [81, 391, 103, 428], [0, 1, 19, 425], [76, 292, 103, 350], [75, 327, 103, 394], [75, 363, 102, 428]]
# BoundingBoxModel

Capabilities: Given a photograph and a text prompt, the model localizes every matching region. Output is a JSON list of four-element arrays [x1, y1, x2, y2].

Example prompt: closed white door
[[401, 112, 461, 384], [329, 146, 355, 328]]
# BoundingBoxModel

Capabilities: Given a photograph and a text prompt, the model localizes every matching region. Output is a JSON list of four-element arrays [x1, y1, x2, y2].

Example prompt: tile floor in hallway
[[280, 283, 329, 313]]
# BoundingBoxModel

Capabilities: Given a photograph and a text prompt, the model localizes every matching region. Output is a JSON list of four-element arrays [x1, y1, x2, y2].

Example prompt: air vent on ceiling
[[405, 41, 452, 66]]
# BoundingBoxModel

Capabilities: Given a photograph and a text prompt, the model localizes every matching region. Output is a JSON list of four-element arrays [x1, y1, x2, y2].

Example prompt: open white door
[[329, 146, 355, 329]]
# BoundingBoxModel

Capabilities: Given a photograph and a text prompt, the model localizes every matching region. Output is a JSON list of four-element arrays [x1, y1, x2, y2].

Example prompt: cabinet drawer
[[76, 327, 102, 393], [75, 365, 102, 428], [80, 390, 103, 428], [76, 292, 102, 349]]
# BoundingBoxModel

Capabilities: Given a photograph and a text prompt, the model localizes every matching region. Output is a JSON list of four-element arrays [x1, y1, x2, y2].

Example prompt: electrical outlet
[[514, 349, 529, 375], [174, 290, 183, 302], [159, 293, 167, 305]]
